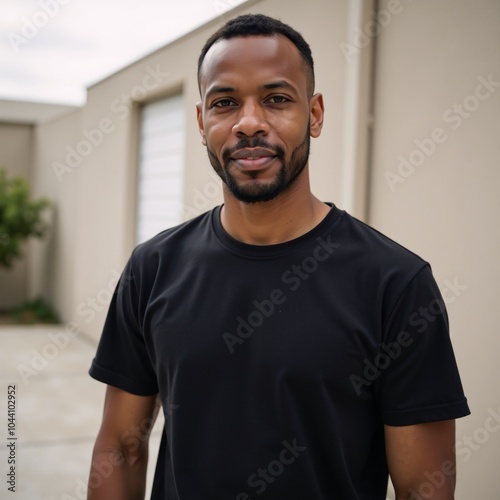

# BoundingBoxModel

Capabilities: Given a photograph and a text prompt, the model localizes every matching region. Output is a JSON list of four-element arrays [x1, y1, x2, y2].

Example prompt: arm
[[88, 385, 160, 500], [385, 420, 456, 500]]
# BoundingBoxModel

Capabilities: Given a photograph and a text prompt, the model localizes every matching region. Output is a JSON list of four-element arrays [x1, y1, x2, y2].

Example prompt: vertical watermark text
[[6, 385, 17, 493]]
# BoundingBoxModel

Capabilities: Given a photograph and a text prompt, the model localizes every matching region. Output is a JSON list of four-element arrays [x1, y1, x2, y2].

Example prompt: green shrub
[[8, 297, 59, 324], [0, 168, 50, 268]]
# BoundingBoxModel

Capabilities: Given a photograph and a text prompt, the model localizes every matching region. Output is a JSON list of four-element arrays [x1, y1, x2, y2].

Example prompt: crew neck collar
[[211, 202, 342, 259]]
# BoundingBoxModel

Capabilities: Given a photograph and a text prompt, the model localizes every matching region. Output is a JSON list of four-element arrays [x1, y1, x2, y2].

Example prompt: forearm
[[400, 479, 454, 500], [88, 449, 148, 500], [386, 421, 456, 500]]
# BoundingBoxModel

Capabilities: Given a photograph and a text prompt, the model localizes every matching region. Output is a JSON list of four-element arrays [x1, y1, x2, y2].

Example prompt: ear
[[309, 93, 324, 138], [196, 102, 207, 145]]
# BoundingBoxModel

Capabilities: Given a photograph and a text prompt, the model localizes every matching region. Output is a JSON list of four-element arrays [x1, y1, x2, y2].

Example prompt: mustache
[[222, 138, 285, 164]]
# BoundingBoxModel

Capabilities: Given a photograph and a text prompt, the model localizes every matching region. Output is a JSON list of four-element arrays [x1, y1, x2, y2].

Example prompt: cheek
[[273, 112, 308, 142], [281, 127, 308, 154], [204, 119, 231, 150]]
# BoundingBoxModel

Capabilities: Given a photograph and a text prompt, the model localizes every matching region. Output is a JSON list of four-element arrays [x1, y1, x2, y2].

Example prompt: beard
[[206, 126, 311, 204]]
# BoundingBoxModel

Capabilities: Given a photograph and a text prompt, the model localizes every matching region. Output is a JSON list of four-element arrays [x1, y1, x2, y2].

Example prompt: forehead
[[199, 35, 307, 96]]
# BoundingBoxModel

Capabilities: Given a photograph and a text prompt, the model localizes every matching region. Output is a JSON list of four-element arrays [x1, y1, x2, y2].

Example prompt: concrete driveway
[[0, 324, 163, 500]]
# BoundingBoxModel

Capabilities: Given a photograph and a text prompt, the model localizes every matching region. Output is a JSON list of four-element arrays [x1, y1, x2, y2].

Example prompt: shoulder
[[332, 210, 432, 306], [338, 210, 428, 271]]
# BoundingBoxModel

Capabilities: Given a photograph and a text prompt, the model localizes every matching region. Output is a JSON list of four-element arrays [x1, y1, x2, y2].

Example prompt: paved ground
[[0, 324, 163, 500]]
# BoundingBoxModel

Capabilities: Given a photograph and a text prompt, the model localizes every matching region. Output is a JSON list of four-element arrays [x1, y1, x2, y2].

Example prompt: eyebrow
[[205, 85, 236, 100], [261, 80, 298, 94], [205, 80, 299, 100]]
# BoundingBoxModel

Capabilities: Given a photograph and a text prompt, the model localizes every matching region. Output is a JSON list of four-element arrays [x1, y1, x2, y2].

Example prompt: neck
[[220, 166, 330, 245]]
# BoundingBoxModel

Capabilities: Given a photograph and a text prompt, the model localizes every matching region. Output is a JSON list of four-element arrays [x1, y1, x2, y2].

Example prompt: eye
[[213, 99, 236, 108], [267, 95, 290, 104]]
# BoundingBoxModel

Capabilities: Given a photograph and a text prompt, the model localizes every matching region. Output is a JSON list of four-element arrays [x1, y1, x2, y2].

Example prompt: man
[[88, 14, 470, 499]]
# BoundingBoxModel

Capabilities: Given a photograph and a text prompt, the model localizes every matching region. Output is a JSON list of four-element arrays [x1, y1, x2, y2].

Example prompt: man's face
[[197, 35, 323, 204]]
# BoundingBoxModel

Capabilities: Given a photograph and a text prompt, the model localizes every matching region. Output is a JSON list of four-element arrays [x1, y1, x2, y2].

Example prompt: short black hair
[[197, 14, 315, 96]]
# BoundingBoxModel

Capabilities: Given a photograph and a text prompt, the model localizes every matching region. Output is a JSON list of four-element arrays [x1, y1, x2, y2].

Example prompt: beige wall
[[370, 0, 500, 498], [0, 123, 33, 308], [28, 109, 82, 321]]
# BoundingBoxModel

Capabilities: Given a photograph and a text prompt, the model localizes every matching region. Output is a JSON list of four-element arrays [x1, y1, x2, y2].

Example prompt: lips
[[232, 147, 276, 159], [231, 148, 277, 169]]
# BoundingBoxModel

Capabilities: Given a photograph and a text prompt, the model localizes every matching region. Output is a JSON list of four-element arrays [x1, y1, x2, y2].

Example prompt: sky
[[0, 0, 248, 106]]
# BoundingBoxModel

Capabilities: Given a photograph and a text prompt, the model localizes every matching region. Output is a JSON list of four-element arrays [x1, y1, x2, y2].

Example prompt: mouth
[[230, 148, 278, 170], [232, 156, 277, 169]]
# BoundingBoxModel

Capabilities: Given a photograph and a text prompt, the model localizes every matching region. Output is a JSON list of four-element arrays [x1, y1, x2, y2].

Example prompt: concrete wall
[[0, 122, 33, 309], [28, 109, 82, 321], [369, 0, 500, 498]]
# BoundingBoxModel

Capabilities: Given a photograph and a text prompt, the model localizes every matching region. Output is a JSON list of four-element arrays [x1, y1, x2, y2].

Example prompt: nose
[[232, 101, 270, 137]]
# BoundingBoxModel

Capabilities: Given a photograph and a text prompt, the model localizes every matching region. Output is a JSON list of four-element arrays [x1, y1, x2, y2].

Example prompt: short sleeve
[[89, 251, 159, 395], [375, 265, 470, 426]]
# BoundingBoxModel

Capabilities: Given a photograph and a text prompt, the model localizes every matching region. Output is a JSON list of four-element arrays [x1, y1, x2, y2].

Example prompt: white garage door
[[136, 93, 185, 244]]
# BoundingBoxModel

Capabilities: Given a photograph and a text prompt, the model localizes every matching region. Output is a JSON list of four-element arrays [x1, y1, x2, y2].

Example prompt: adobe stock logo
[[385, 74, 500, 192], [340, 0, 408, 62], [7, 0, 71, 53], [350, 330, 414, 396], [455, 406, 500, 464], [349, 276, 466, 396], [408, 406, 500, 499], [16, 268, 131, 385], [222, 236, 340, 353], [52, 65, 169, 183], [236, 438, 307, 499]]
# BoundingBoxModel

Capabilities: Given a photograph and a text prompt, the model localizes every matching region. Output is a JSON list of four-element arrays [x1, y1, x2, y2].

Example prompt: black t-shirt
[[89, 204, 470, 499]]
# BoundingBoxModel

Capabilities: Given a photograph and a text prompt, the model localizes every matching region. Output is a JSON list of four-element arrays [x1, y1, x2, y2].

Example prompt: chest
[[140, 255, 382, 400]]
